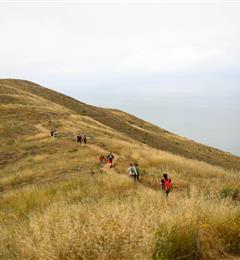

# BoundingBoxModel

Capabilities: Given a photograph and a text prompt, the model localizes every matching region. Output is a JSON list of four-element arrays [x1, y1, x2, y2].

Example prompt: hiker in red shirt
[[161, 173, 172, 196]]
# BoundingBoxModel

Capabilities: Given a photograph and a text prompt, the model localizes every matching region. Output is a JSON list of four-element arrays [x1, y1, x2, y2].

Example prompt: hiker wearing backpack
[[161, 173, 172, 196], [107, 152, 114, 168], [128, 163, 138, 181]]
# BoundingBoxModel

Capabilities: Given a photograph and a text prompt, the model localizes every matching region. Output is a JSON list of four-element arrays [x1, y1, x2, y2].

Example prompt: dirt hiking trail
[[35, 124, 50, 135]]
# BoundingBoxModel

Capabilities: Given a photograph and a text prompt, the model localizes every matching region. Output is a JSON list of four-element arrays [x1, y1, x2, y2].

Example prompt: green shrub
[[154, 223, 200, 260], [214, 213, 240, 254], [220, 187, 240, 201], [154, 210, 240, 260]]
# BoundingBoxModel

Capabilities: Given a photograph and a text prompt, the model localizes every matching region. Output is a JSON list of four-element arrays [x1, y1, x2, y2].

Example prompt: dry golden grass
[[104, 138, 240, 193], [1, 128, 239, 259], [0, 79, 239, 259], [1, 173, 239, 259]]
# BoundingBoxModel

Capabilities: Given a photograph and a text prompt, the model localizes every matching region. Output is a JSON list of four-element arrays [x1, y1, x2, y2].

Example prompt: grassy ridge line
[[1, 79, 240, 171]]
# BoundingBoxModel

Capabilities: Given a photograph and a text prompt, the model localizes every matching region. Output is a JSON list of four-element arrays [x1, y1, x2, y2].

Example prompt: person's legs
[[102, 161, 105, 167], [109, 159, 113, 168], [166, 190, 170, 196]]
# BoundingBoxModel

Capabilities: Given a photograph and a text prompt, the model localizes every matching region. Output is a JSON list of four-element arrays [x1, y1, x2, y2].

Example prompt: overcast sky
[[1, 2, 240, 154], [1, 2, 240, 89]]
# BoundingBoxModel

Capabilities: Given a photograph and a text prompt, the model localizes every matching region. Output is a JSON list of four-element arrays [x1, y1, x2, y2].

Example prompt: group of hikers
[[128, 163, 140, 181], [128, 164, 172, 196], [98, 153, 172, 196], [50, 129, 87, 145], [77, 134, 87, 145], [99, 152, 115, 168], [50, 129, 172, 196]]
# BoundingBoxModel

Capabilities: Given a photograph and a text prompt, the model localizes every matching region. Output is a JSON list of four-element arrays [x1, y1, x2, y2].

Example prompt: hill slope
[[1, 79, 240, 171], [0, 79, 240, 259]]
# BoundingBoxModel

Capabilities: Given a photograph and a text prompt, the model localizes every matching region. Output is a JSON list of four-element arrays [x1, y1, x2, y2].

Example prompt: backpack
[[130, 167, 136, 175], [108, 154, 114, 160], [164, 179, 171, 190]]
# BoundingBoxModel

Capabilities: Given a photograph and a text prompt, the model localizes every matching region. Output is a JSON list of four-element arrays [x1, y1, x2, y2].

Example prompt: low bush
[[154, 222, 200, 260], [153, 199, 240, 260], [220, 187, 240, 201]]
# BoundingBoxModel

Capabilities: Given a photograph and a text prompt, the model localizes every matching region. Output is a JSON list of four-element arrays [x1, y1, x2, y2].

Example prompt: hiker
[[77, 135, 82, 143], [128, 163, 138, 181], [50, 129, 56, 138], [161, 173, 172, 196], [134, 163, 140, 181], [107, 152, 115, 168], [99, 154, 105, 167], [82, 133, 87, 145]]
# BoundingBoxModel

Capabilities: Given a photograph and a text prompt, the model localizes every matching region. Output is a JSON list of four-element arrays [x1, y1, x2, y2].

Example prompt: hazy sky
[[1, 2, 240, 85], [1, 2, 240, 154]]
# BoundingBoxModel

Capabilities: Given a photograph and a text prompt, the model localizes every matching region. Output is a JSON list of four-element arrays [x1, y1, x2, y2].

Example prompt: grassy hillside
[[0, 79, 240, 259], [1, 79, 240, 171]]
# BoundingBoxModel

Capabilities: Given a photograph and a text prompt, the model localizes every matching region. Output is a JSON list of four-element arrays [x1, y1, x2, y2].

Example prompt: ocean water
[[51, 81, 240, 156]]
